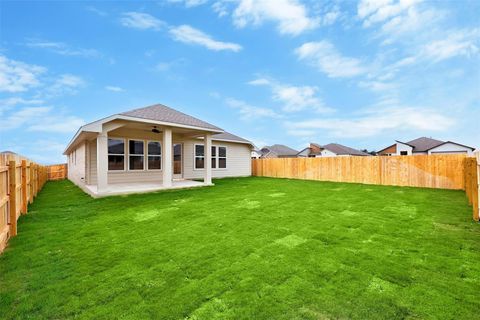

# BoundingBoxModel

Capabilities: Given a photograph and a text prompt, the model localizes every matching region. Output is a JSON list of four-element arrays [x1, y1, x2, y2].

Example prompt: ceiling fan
[[151, 126, 160, 134]]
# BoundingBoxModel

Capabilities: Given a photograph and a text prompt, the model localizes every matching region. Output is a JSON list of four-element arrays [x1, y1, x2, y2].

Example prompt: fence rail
[[0, 154, 65, 253], [252, 154, 480, 220]]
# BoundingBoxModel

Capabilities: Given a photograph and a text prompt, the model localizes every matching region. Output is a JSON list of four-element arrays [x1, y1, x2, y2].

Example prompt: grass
[[0, 177, 479, 319]]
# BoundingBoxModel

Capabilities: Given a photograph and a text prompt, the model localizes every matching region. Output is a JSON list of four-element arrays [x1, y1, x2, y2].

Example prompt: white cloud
[[357, 0, 444, 45], [225, 97, 281, 120], [419, 28, 479, 63], [285, 106, 454, 138], [120, 12, 165, 30], [105, 85, 124, 92], [28, 115, 85, 133], [249, 77, 334, 113], [86, 6, 108, 16], [212, 1, 229, 17], [358, 0, 421, 28], [169, 25, 242, 51], [0, 104, 85, 133], [168, 0, 208, 7], [25, 38, 101, 58], [295, 41, 367, 78], [44, 74, 85, 97], [0, 106, 52, 131], [0, 55, 46, 92], [232, 0, 318, 36], [0, 97, 43, 107]]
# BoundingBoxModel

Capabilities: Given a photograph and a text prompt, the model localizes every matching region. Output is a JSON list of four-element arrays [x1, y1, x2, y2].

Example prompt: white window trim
[[193, 144, 227, 171], [217, 146, 227, 170], [127, 139, 146, 171], [108, 138, 126, 172], [147, 140, 162, 171]]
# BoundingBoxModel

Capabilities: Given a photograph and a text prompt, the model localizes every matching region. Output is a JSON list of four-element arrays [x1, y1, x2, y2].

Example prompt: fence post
[[34, 164, 38, 197], [21, 160, 27, 215], [29, 162, 34, 204], [8, 160, 17, 237], [475, 152, 480, 221]]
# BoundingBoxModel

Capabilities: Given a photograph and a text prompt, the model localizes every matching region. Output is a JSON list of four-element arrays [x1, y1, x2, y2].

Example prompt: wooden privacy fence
[[252, 153, 480, 220], [47, 163, 67, 180], [0, 154, 49, 253], [464, 153, 480, 221]]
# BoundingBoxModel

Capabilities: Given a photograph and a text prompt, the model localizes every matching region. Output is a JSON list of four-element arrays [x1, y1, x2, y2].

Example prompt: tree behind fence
[[252, 154, 480, 220]]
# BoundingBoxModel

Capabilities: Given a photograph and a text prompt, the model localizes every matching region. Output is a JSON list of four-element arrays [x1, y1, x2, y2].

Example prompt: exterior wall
[[67, 142, 86, 186], [319, 149, 338, 157], [89, 140, 97, 185], [183, 138, 252, 179], [428, 142, 473, 155], [85, 128, 251, 185], [251, 150, 262, 159], [396, 142, 413, 155]]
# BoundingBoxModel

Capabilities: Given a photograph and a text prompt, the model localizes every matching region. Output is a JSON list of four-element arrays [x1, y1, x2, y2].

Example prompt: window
[[195, 145, 204, 169], [197, 145, 227, 170], [218, 147, 226, 169], [211, 146, 216, 168], [108, 139, 125, 170], [129, 140, 144, 170], [400, 151, 408, 156], [148, 141, 161, 170]]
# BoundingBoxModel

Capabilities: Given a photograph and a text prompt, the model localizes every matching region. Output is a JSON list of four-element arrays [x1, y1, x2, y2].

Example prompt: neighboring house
[[297, 143, 370, 157], [260, 144, 299, 158], [63, 104, 252, 197], [378, 137, 475, 156], [251, 148, 262, 159]]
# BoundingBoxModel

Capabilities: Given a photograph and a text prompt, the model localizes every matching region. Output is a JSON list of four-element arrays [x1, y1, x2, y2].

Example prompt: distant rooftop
[[320, 143, 370, 156], [262, 144, 298, 156]]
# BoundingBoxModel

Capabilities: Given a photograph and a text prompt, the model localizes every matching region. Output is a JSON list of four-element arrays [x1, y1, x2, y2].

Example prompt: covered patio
[[84, 179, 207, 197]]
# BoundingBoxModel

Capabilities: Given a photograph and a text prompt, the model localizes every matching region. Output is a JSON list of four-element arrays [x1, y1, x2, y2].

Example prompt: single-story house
[[377, 137, 475, 156], [260, 144, 299, 158], [63, 104, 252, 197], [297, 143, 370, 157]]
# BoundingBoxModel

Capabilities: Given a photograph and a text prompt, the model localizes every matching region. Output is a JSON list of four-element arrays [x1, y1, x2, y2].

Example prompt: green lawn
[[0, 177, 479, 319]]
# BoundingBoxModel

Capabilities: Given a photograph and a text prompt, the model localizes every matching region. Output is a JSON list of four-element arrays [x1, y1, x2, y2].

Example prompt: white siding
[[67, 142, 86, 186], [428, 142, 473, 155], [319, 149, 338, 157], [183, 139, 251, 179], [89, 140, 97, 185], [396, 142, 413, 155]]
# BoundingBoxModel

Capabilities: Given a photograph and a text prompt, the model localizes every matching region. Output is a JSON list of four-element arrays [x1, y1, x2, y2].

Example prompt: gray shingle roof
[[404, 137, 444, 152], [322, 143, 370, 156], [212, 132, 251, 144], [121, 104, 222, 131], [262, 144, 298, 156]]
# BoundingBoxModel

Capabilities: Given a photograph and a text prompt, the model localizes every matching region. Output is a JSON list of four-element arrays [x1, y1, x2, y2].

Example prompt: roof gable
[[121, 104, 222, 131], [406, 137, 444, 152]]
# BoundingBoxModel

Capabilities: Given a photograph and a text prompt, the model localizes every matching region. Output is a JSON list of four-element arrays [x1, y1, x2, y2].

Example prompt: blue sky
[[1, 0, 479, 163]]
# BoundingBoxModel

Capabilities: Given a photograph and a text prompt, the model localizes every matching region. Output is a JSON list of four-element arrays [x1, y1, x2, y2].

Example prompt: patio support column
[[96, 132, 108, 193], [204, 133, 212, 185], [163, 127, 173, 187]]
